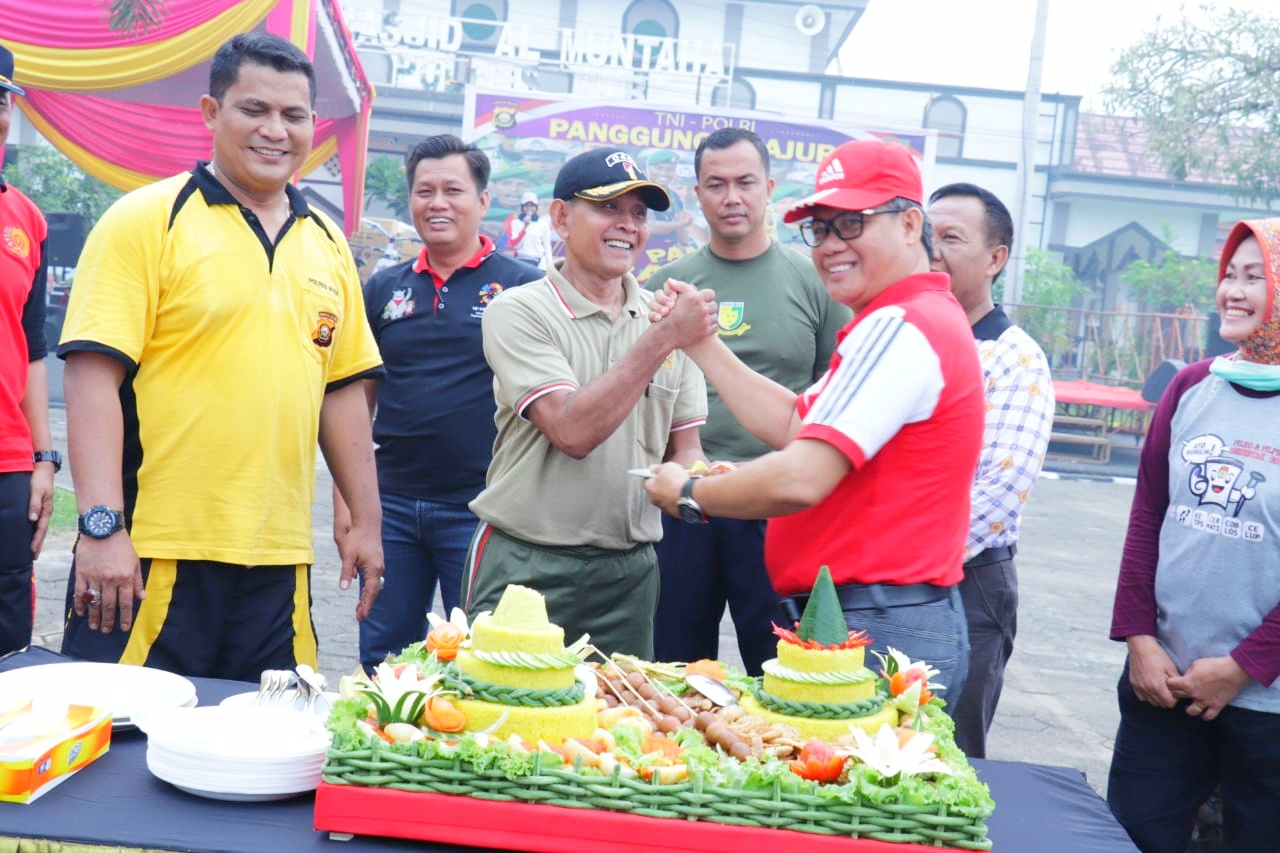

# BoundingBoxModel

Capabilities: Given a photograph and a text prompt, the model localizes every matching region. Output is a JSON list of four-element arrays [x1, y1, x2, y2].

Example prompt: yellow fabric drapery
[[9, 0, 276, 92]]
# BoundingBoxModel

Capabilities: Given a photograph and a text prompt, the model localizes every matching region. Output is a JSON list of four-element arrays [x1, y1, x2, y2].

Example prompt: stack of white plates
[[0, 662, 198, 729], [218, 688, 338, 719], [137, 706, 330, 801]]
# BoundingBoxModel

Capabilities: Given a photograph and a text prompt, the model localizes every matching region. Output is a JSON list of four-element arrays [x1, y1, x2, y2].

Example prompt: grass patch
[[50, 486, 77, 534]]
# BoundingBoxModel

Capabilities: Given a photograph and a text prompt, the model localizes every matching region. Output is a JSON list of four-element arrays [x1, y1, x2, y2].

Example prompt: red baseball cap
[[783, 140, 923, 224]]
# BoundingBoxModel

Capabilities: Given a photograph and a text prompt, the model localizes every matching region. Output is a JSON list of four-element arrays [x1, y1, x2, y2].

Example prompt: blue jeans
[[843, 587, 970, 710], [1108, 660, 1280, 853], [358, 492, 476, 672]]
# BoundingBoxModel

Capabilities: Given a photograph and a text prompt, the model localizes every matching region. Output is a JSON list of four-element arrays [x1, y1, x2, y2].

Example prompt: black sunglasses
[[798, 205, 902, 248]]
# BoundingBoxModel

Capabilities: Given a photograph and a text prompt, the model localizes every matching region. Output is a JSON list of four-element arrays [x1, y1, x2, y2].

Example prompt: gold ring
[[1189, 703, 1204, 714]]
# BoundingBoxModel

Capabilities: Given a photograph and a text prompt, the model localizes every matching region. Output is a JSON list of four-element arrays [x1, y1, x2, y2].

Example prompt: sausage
[[626, 672, 648, 688], [695, 711, 717, 732], [656, 714, 681, 734], [636, 683, 658, 701], [728, 741, 753, 761]]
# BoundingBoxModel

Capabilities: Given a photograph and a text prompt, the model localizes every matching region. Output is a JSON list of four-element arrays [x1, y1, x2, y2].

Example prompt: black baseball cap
[[0, 44, 23, 96], [553, 148, 671, 211]]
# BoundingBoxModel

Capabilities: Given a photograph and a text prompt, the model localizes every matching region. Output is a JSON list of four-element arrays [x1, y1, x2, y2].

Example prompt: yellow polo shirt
[[59, 166, 382, 565], [470, 261, 707, 550]]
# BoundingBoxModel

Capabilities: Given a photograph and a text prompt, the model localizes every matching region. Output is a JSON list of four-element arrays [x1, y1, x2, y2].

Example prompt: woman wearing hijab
[[1107, 218, 1280, 853]]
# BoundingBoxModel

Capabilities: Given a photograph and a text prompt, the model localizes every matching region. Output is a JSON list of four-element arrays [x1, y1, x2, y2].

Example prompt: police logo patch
[[312, 311, 338, 347], [3, 226, 30, 258], [605, 152, 638, 170]]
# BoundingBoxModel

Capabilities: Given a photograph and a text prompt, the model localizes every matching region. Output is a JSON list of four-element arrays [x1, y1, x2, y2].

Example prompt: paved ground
[[31, 404, 1135, 797]]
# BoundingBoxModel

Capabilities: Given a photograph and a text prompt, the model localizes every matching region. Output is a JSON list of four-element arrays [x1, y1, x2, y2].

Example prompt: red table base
[[313, 783, 963, 852]]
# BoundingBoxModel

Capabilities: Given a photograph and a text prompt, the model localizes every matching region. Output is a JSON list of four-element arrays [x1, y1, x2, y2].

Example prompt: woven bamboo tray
[[321, 746, 992, 850]]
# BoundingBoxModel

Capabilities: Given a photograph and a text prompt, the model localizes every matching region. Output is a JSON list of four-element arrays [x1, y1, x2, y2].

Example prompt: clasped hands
[[1126, 635, 1251, 722], [648, 279, 718, 349]]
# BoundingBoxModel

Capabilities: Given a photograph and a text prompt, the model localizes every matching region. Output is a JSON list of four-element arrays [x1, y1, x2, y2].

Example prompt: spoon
[[685, 673, 738, 707]]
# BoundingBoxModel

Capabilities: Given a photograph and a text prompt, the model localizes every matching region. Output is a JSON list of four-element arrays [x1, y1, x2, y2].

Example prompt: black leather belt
[[782, 581, 951, 622], [964, 544, 1017, 567]]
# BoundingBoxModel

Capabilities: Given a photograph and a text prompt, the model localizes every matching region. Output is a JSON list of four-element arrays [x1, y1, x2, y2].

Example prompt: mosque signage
[[350, 13, 733, 84]]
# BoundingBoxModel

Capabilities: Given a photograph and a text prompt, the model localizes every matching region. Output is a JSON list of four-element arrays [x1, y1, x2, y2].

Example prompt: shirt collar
[[971, 305, 1013, 341], [192, 161, 310, 217], [858, 270, 953, 317], [544, 258, 644, 320], [413, 234, 496, 277]]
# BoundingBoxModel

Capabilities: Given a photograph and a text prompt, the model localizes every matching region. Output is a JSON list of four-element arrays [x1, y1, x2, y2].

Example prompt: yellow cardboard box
[[0, 700, 112, 803]]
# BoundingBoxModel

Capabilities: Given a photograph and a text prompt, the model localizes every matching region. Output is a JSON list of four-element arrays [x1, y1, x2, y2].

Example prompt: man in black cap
[[0, 42, 55, 658], [464, 147, 717, 657]]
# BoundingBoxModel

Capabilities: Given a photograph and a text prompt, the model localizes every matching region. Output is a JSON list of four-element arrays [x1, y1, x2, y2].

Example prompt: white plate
[[136, 706, 330, 759], [0, 662, 197, 727], [218, 689, 337, 718], [116, 693, 199, 731], [170, 784, 312, 802]]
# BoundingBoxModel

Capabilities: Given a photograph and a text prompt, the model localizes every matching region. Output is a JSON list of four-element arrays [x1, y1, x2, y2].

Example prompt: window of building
[[710, 78, 756, 110], [453, 0, 506, 44], [623, 0, 679, 40], [924, 95, 966, 159]]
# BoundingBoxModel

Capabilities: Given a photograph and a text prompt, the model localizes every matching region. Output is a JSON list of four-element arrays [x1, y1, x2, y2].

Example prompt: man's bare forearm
[[688, 337, 800, 450], [64, 354, 127, 511], [319, 380, 381, 526]]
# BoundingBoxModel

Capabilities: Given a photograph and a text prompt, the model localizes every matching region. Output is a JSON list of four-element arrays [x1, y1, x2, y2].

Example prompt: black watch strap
[[33, 450, 62, 472], [677, 478, 709, 525]]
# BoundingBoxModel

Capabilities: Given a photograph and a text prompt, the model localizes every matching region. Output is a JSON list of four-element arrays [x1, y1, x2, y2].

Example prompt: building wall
[[342, 0, 1278, 306]]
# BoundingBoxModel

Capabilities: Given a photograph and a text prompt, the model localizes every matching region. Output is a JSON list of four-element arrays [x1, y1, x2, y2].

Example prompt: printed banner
[[462, 88, 934, 281]]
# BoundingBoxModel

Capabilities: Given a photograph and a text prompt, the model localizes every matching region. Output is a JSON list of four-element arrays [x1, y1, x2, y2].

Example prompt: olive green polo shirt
[[470, 260, 707, 549]]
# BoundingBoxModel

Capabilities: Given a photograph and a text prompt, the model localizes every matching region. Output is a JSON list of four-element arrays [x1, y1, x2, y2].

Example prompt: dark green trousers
[[464, 524, 659, 659]]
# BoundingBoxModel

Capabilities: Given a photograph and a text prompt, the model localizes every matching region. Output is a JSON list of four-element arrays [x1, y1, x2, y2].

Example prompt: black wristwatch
[[33, 450, 62, 472], [676, 478, 709, 525], [78, 505, 125, 539]]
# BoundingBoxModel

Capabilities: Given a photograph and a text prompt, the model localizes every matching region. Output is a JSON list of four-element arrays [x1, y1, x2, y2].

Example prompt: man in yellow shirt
[[58, 33, 384, 680]]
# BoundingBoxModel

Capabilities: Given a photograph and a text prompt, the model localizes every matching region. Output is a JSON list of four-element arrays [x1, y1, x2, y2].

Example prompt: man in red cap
[[0, 42, 54, 658], [645, 139, 984, 700]]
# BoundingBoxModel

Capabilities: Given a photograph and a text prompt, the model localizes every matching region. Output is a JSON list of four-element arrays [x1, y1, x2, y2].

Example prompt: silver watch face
[[677, 499, 703, 524], [83, 509, 119, 537]]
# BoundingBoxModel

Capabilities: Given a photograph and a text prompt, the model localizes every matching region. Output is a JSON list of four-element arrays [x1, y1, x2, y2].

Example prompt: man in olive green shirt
[[466, 148, 715, 657], [647, 129, 850, 674]]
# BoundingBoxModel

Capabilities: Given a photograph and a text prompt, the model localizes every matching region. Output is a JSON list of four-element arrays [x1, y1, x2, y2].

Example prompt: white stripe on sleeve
[[804, 308, 944, 460]]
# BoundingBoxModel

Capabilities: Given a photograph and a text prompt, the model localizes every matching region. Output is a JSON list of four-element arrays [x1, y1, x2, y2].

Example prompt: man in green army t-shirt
[[648, 128, 850, 674]]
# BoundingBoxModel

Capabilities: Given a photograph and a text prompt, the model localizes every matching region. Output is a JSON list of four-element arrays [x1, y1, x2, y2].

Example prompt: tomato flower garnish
[[772, 622, 872, 650], [789, 738, 846, 783]]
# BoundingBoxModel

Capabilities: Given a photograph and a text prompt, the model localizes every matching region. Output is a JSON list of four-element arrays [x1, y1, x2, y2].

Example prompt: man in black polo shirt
[[339, 134, 542, 672]]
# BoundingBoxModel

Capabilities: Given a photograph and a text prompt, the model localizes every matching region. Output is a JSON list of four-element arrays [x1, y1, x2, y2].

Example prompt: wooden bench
[[1048, 415, 1111, 464]]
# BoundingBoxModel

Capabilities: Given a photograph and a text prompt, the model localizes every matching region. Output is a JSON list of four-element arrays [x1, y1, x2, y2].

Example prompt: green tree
[[1008, 249, 1086, 363], [1119, 226, 1217, 315], [12, 145, 122, 223], [364, 155, 409, 221], [1105, 6, 1280, 202]]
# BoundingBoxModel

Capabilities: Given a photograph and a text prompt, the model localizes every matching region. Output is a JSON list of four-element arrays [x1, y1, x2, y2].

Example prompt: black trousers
[[0, 471, 35, 657], [951, 544, 1017, 758]]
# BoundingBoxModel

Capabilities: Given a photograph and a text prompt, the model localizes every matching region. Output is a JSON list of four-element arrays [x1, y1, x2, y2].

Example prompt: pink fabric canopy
[[2, 0, 372, 234], [0, 0, 245, 47], [24, 88, 345, 180]]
